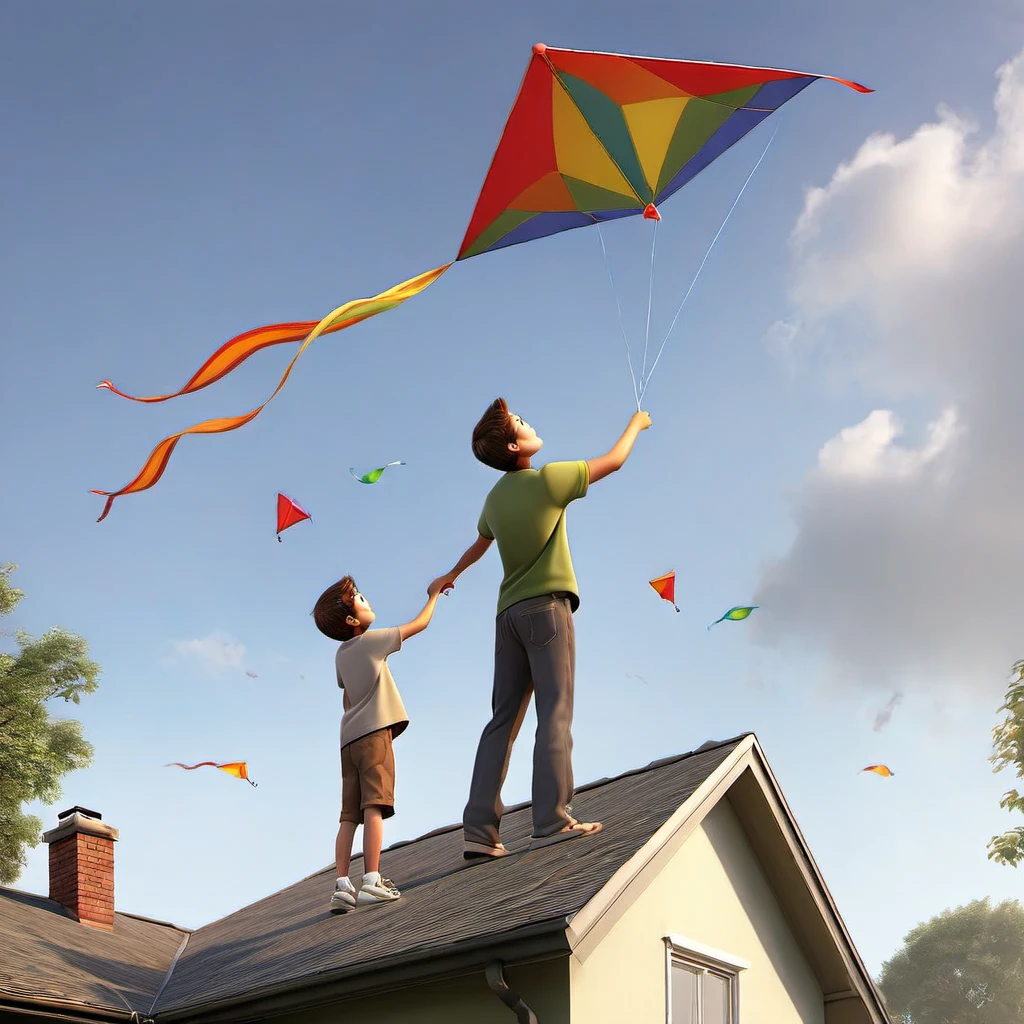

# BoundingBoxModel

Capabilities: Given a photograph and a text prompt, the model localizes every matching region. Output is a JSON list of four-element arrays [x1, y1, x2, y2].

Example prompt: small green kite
[[707, 605, 758, 631], [350, 461, 405, 485]]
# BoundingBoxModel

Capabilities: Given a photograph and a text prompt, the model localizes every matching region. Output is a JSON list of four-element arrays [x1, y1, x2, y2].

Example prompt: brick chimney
[[42, 806, 118, 931]]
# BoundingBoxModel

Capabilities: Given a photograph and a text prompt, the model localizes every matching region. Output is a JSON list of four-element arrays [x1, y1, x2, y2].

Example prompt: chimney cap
[[58, 806, 102, 821], [44, 808, 118, 846]]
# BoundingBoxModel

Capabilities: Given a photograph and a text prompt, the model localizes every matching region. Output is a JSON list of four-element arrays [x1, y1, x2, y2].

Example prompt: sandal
[[463, 839, 511, 860], [529, 820, 603, 850]]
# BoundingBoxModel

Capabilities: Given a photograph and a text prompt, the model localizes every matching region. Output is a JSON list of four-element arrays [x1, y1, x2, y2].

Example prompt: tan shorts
[[340, 727, 395, 823]]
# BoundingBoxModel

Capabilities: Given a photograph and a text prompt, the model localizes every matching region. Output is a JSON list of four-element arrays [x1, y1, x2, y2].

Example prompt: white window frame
[[663, 934, 749, 1024]]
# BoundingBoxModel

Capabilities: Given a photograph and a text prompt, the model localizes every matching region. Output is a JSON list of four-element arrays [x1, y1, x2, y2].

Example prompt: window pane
[[703, 971, 732, 1024], [671, 964, 699, 1024]]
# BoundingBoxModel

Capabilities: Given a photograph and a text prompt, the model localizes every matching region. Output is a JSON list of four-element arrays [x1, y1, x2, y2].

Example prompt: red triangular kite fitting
[[276, 493, 311, 541], [93, 45, 870, 520]]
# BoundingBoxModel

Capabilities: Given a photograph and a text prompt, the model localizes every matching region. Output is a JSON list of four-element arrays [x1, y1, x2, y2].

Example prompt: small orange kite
[[649, 571, 680, 612], [861, 764, 894, 777], [166, 761, 257, 787]]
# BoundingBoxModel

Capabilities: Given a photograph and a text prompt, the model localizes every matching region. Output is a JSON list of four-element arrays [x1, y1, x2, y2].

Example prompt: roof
[[152, 735, 746, 1020], [0, 735, 745, 1021], [0, 733, 888, 1023], [0, 887, 188, 1018]]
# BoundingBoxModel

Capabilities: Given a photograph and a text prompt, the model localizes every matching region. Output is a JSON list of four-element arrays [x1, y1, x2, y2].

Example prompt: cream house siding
[[267, 957, 569, 1024], [570, 799, 824, 1024]]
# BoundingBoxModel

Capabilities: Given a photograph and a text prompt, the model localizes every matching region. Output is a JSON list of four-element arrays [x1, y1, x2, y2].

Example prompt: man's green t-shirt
[[477, 460, 590, 615]]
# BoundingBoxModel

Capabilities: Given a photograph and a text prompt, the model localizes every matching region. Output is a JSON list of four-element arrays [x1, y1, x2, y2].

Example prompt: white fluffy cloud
[[754, 50, 1024, 702], [173, 633, 248, 675]]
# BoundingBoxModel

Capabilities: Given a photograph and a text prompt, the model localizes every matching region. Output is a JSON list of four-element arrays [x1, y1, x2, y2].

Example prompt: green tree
[[0, 563, 99, 883], [989, 660, 1024, 867], [877, 899, 1024, 1024]]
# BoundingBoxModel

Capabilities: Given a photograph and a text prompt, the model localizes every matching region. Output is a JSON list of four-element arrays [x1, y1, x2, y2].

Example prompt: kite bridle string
[[639, 217, 658, 398], [595, 220, 642, 410], [639, 121, 780, 406]]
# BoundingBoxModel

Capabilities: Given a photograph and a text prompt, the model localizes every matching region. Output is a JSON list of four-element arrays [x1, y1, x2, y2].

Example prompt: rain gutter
[[155, 917, 570, 1024]]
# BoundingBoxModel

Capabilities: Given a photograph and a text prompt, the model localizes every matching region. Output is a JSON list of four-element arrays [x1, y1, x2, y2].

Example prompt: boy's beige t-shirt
[[336, 626, 409, 750], [478, 460, 590, 615]]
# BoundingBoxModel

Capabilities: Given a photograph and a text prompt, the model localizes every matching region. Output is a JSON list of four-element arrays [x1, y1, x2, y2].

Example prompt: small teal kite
[[707, 605, 758, 631], [350, 461, 405, 485]]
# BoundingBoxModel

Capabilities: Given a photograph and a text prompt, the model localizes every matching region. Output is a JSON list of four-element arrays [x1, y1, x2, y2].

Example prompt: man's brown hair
[[312, 575, 359, 642], [472, 397, 519, 471]]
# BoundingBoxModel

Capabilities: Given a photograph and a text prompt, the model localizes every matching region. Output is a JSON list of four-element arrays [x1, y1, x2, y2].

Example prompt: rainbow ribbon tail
[[93, 263, 452, 521]]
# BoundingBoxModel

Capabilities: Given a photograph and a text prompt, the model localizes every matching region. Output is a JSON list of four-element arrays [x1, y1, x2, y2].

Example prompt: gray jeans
[[463, 592, 576, 845]]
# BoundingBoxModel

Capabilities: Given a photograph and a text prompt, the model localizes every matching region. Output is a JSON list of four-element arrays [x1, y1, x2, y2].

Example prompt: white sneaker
[[356, 871, 401, 905], [329, 876, 357, 913]]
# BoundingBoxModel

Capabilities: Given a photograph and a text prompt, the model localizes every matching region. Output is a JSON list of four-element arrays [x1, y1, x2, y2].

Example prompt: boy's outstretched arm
[[431, 534, 493, 595], [399, 580, 445, 641], [586, 410, 652, 484]]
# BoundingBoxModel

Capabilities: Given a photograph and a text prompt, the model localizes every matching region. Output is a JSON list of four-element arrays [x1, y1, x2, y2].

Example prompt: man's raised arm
[[586, 410, 652, 484]]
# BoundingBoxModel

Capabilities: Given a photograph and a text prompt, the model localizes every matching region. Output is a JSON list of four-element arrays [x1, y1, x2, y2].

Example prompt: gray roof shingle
[[0, 887, 188, 1016]]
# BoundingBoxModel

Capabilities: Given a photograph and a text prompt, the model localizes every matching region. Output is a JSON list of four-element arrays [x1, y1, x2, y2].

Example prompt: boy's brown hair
[[312, 575, 359, 642], [472, 397, 519, 472]]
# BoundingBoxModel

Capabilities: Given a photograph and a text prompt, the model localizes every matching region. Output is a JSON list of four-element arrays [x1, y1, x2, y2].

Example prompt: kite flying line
[[591, 123, 779, 410], [595, 220, 642, 410], [639, 122, 781, 406], [640, 215, 660, 398]]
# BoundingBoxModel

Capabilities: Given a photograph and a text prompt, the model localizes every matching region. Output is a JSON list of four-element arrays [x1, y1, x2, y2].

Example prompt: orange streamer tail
[[93, 263, 452, 521]]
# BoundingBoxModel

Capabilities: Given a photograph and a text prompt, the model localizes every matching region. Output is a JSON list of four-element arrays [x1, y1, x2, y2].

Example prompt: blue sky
[[4, 0, 1024, 979]]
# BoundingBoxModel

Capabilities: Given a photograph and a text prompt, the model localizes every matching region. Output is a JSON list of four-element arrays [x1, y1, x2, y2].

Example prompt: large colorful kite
[[93, 45, 869, 520]]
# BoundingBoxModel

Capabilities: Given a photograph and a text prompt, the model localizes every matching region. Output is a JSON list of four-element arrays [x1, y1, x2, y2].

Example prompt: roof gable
[[567, 735, 889, 1024]]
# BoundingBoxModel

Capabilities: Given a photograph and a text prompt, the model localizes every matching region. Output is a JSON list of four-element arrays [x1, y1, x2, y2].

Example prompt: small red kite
[[276, 493, 311, 542], [649, 571, 680, 612], [166, 761, 257, 786]]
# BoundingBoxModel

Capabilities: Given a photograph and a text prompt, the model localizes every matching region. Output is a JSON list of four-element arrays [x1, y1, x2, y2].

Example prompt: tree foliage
[[0, 564, 99, 884], [989, 660, 1024, 867], [878, 898, 1024, 1024]]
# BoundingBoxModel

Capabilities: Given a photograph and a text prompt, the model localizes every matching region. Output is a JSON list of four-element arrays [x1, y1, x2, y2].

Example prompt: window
[[664, 935, 748, 1024]]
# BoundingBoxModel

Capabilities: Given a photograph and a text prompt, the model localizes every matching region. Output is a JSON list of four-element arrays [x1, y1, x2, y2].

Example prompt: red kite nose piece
[[643, 203, 661, 222], [533, 42, 547, 55]]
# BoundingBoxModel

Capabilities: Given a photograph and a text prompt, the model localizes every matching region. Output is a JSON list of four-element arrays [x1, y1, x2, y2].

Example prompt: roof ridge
[[149, 930, 192, 1017], [116, 910, 193, 933]]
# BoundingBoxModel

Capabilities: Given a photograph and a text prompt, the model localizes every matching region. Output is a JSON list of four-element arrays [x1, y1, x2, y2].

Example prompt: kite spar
[[93, 45, 869, 520]]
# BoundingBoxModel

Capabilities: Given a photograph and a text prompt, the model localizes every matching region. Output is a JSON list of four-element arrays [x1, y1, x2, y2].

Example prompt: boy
[[313, 574, 443, 912], [432, 399, 651, 859]]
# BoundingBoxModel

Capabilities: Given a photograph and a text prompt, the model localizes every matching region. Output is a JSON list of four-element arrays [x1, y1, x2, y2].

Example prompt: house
[[0, 733, 890, 1023]]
